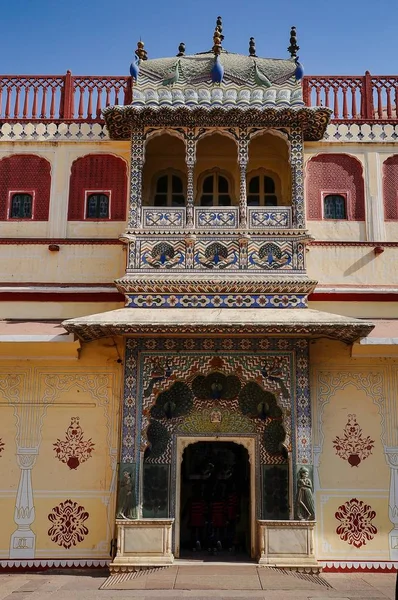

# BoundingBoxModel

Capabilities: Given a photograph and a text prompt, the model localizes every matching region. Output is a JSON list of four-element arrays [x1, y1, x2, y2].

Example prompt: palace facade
[[1, 20, 398, 573]]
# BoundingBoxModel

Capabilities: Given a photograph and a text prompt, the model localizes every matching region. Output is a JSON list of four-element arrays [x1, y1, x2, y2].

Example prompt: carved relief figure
[[295, 467, 315, 520], [116, 469, 136, 519]]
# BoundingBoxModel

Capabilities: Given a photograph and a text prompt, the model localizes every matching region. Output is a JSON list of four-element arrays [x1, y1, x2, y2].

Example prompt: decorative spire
[[135, 40, 148, 61], [212, 16, 223, 55], [287, 26, 299, 59], [176, 42, 185, 57], [249, 37, 257, 57]]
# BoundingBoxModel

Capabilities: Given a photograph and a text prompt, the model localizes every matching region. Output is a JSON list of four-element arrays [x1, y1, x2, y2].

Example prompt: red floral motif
[[335, 498, 377, 548], [333, 414, 374, 467], [0, 438, 4, 457], [53, 417, 95, 470], [48, 499, 89, 549]]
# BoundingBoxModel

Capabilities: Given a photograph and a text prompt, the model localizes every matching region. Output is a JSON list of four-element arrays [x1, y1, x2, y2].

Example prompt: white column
[[385, 447, 398, 560], [364, 151, 385, 242], [48, 146, 69, 238], [10, 449, 38, 558]]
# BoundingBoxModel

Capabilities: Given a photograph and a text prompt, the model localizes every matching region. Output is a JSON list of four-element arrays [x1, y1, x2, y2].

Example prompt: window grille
[[10, 193, 33, 219]]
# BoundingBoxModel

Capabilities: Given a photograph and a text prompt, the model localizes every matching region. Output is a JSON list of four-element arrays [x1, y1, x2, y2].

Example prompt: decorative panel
[[248, 207, 291, 229], [194, 207, 239, 229], [142, 208, 185, 228]]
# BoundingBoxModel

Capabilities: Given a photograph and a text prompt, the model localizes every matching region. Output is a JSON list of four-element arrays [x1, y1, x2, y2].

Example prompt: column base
[[9, 528, 36, 559], [257, 520, 321, 573], [109, 519, 174, 573]]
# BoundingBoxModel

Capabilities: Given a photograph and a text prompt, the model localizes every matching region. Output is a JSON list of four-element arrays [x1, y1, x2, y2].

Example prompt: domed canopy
[[103, 23, 331, 140]]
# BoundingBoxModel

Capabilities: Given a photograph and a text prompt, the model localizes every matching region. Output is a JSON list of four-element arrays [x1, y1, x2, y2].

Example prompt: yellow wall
[[311, 339, 397, 561], [0, 338, 123, 561]]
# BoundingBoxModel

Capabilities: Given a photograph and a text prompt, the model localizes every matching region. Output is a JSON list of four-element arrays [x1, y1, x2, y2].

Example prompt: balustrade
[[141, 206, 292, 230], [1, 71, 397, 123]]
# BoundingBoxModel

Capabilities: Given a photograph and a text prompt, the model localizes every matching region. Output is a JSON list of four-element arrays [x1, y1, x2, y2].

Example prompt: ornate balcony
[[141, 206, 292, 230]]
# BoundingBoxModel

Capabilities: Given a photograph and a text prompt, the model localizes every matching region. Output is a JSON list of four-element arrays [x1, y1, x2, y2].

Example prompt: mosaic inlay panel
[[125, 293, 307, 309], [122, 337, 311, 468], [248, 207, 292, 229], [142, 208, 185, 228], [134, 236, 306, 273], [194, 207, 239, 229]]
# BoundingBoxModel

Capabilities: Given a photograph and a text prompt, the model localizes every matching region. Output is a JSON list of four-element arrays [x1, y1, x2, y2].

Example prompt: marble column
[[185, 128, 196, 228], [290, 126, 306, 229], [128, 127, 145, 230]]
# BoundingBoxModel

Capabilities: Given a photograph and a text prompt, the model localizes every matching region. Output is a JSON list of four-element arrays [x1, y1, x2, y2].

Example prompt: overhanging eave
[[62, 308, 374, 344]]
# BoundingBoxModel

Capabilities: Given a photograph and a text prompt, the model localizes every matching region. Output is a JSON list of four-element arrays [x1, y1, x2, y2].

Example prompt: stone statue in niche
[[295, 467, 315, 521], [116, 468, 136, 519]]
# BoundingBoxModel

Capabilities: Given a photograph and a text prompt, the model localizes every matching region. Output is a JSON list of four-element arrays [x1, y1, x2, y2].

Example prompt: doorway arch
[[174, 435, 257, 559]]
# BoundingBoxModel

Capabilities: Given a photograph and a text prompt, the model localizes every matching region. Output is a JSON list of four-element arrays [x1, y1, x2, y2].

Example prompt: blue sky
[[1, 0, 396, 76]]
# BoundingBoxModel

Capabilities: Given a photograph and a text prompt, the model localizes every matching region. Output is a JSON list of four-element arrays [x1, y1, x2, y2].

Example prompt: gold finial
[[135, 40, 148, 61], [212, 16, 223, 55]]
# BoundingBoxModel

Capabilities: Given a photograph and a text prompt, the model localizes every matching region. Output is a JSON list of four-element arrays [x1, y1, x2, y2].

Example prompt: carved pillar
[[10, 450, 37, 558], [185, 128, 196, 228], [129, 127, 145, 230], [238, 130, 249, 228], [290, 126, 305, 229], [385, 447, 398, 559]]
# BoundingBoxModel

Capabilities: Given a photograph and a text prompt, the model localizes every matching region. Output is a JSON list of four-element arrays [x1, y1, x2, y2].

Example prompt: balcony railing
[[141, 206, 292, 229], [0, 71, 397, 123], [303, 72, 398, 121]]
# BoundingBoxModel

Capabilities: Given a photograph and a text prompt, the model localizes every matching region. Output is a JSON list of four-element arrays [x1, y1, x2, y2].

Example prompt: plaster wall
[[306, 245, 398, 286], [0, 244, 126, 284], [310, 339, 397, 562], [0, 338, 123, 563]]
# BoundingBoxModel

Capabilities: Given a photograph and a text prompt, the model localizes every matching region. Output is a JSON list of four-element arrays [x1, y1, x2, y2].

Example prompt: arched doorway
[[178, 440, 251, 560]]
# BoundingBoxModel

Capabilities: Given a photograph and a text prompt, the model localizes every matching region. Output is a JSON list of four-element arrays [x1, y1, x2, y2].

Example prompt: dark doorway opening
[[180, 441, 250, 561]]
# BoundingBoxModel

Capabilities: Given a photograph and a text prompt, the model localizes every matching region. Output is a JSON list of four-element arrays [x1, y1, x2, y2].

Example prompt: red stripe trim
[[0, 238, 123, 245], [0, 292, 124, 302], [309, 292, 398, 301]]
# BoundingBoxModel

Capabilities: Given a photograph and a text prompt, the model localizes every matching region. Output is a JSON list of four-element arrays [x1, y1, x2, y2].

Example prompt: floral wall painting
[[332, 414, 375, 467], [48, 499, 89, 549], [53, 417, 95, 470], [335, 498, 377, 548]]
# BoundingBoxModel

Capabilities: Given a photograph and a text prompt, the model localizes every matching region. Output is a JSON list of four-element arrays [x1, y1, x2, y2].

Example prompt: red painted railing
[[1, 71, 398, 122], [0, 71, 131, 121], [303, 72, 398, 121]]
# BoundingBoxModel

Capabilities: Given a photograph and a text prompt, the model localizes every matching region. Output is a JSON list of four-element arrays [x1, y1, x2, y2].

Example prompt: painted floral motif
[[335, 498, 377, 548], [333, 414, 374, 467], [53, 417, 95, 470], [0, 438, 4, 457], [48, 499, 89, 549]]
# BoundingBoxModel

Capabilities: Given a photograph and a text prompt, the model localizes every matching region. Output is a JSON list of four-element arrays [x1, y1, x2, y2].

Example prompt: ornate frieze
[[132, 234, 307, 273], [103, 105, 331, 142]]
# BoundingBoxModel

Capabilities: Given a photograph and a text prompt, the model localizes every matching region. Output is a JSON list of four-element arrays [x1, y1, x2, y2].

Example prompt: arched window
[[10, 193, 33, 219], [200, 173, 231, 206], [153, 174, 185, 207], [247, 175, 278, 206], [323, 194, 347, 220], [86, 193, 110, 219]]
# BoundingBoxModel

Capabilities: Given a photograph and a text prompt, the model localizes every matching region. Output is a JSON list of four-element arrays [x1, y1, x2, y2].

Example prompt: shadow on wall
[[343, 250, 376, 277]]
